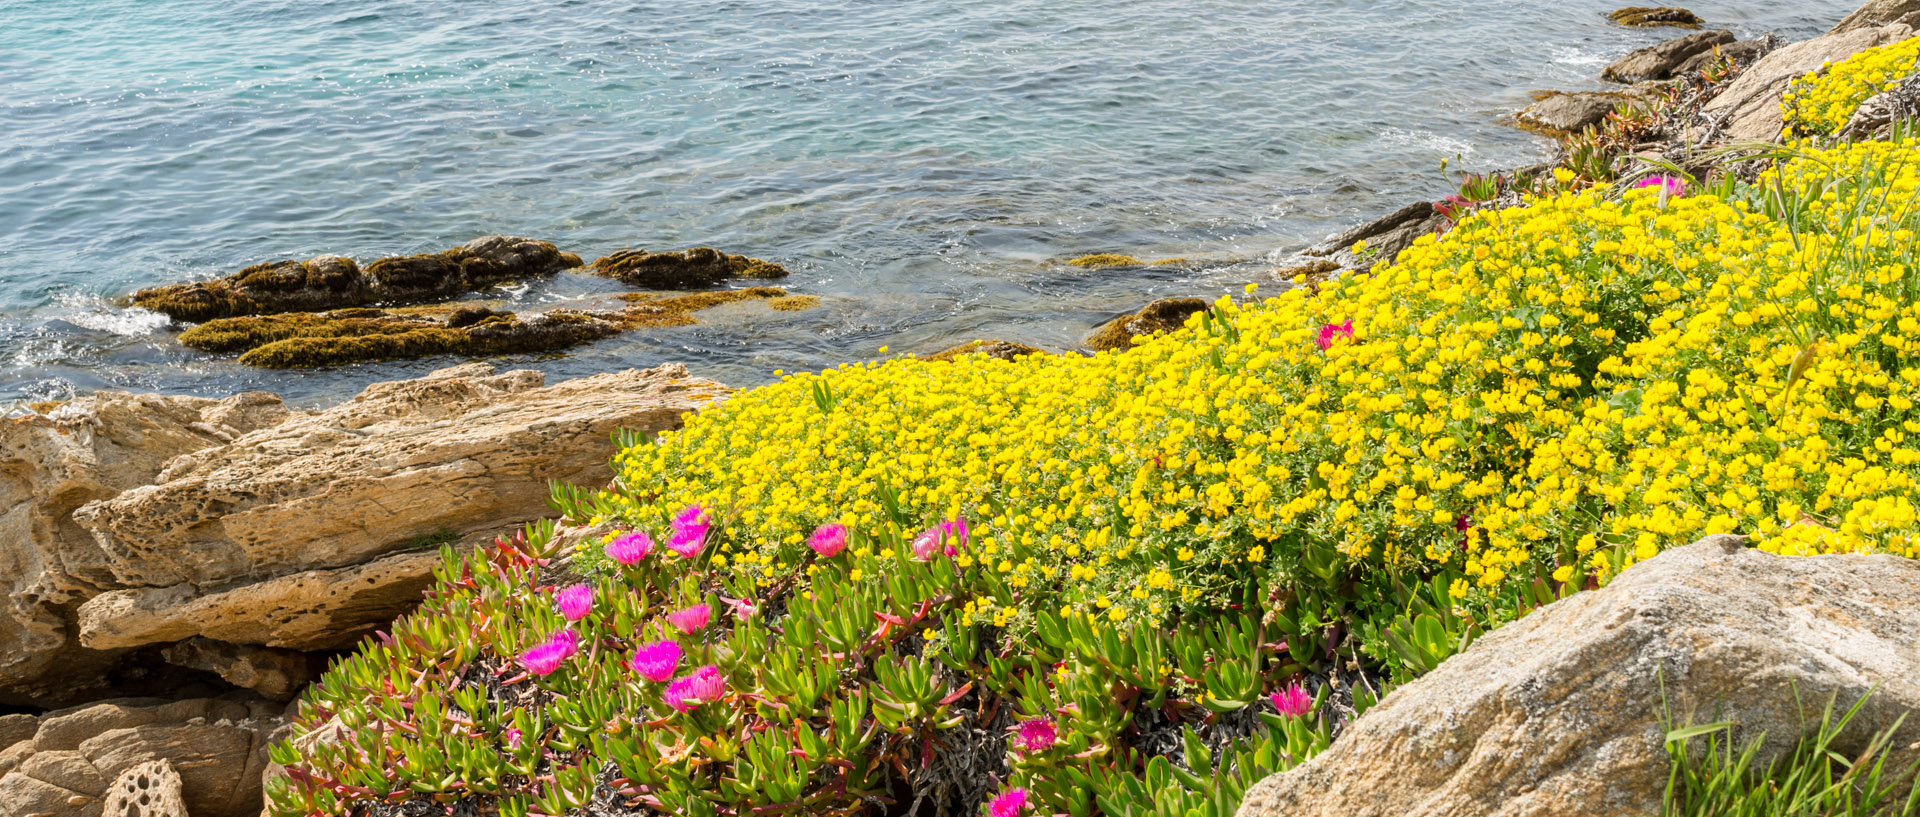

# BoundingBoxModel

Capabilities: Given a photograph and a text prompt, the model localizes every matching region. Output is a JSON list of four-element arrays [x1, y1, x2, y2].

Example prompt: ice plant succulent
[[667, 504, 711, 558], [1271, 682, 1313, 717], [555, 583, 594, 622], [1634, 174, 1686, 196], [663, 664, 726, 712], [667, 603, 713, 634], [989, 788, 1030, 817], [1015, 717, 1058, 754], [605, 529, 655, 564], [808, 522, 849, 557], [628, 639, 682, 682], [1314, 319, 1353, 350], [519, 628, 579, 676]]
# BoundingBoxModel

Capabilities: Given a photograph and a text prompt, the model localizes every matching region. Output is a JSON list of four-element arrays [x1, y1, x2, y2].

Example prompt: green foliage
[[1664, 691, 1920, 817]]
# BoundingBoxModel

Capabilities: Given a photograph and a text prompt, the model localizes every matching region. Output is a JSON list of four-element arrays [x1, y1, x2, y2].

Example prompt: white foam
[[51, 293, 173, 336], [1378, 127, 1474, 156]]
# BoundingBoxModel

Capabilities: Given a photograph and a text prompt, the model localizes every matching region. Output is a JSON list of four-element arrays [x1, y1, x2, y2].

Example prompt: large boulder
[[1516, 91, 1630, 133], [1085, 298, 1208, 351], [0, 696, 285, 817], [1700, 23, 1915, 141], [1235, 536, 1920, 817], [0, 363, 722, 708], [1602, 29, 1735, 83], [0, 394, 293, 706]]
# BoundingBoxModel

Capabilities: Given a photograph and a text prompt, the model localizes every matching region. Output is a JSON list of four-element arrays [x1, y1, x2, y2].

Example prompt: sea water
[[0, 0, 1859, 405]]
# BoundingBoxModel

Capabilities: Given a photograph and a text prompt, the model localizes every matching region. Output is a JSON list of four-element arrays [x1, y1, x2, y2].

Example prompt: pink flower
[[666, 505, 710, 558], [807, 523, 849, 558], [605, 530, 655, 565], [911, 517, 970, 561], [1015, 717, 1057, 754], [667, 603, 712, 634], [1271, 681, 1312, 717], [1636, 175, 1686, 196], [519, 629, 580, 676], [629, 639, 682, 683], [555, 583, 594, 622], [720, 595, 756, 619], [989, 788, 1029, 817], [663, 665, 726, 712], [504, 727, 522, 749], [1315, 320, 1354, 351], [1454, 514, 1472, 532]]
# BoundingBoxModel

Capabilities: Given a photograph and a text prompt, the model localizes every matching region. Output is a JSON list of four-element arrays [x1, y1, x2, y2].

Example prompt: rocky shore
[[5, 2, 1920, 816]]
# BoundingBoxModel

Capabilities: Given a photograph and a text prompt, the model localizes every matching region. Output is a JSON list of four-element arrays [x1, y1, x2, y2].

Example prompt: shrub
[[1783, 37, 1920, 137]]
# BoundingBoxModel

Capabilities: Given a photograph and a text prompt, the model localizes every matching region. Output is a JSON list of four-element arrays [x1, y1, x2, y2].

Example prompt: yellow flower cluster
[[599, 139, 1920, 624], [1783, 36, 1920, 136]]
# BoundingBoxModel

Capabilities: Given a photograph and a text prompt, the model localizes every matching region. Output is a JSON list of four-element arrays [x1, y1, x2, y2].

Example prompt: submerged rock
[[1607, 6, 1703, 27], [1085, 298, 1208, 351], [1065, 253, 1142, 269], [178, 307, 621, 369], [1516, 91, 1631, 133], [590, 247, 787, 289], [1235, 536, 1920, 817], [1701, 22, 1915, 141], [615, 286, 816, 327], [1602, 29, 1735, 83], [924, 339, 1048, 362], [132, 235, 581, 323]]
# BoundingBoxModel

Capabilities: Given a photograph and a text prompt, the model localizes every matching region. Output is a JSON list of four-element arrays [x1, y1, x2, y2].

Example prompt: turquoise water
[[0, 0, 1857, 406]]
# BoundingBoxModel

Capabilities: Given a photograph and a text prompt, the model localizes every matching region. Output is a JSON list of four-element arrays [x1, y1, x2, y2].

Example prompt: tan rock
[[158, 639, 314, 702], [78, 548, 443, 652], [1832, 0, 1920, 33], [1516, 91, 1630, 133], [20, 751, 107, 799], [0, 770, 98, 817], [83, 724, 262, 817], [0, 714, 38, 752], [1700, 23, 1914, 141], [1235, 536, 1920, 817], [102, 759, 187, 817], [0, 393, 295, 706]]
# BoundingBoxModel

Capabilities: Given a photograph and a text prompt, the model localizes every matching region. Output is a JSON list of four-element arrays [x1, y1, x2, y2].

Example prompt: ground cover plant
[[271, 136, 1920, 817], [1785, 36, 1920, 137]]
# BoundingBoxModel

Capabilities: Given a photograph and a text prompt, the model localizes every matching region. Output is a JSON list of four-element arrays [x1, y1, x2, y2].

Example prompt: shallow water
[[0, 0, 1860, 406]]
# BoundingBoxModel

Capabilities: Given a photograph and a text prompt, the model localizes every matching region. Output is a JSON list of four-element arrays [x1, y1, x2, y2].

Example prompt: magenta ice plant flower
[[605, 530, 655, 565], [629, 639, 682, 683], [1635, 174, 1686, 196], [1015, 717, 1058, 754], [807, 523, 849, 558], [555, 583, 594, 622], [663, 665, 726, 712], [989, 788, 1029, 817], [504, 727, 522, 749], [910, 516, 970, 560], [1315, 320, 1354, 351], [1271, 681, 1313, 717], [666, 504, 711, 558], [519, 628, 579, 676], [720, 595, 756, 619], [667, 603, 713, 634]]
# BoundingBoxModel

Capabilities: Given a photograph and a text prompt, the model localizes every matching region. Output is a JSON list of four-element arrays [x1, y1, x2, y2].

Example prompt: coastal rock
[[1831, 0, 1920, 33], [1670, 36, 1779, 78], [132, 235, 581, 323], [179, 305, 623, 369], [0, 394, 297, 707], [1086, 298, 1208, 351], [1234, 536, 1920, 817], [1840, 72, 1920, 137], [0, 696, 285, 817], [616, 287, 817, 327], [67, 364, 721, 650], [925, 340, 1048, 362], [1602, 29, 1734, 83], [1274, 200, 1449, 283], [157, 639, 314, 703], [1608, 6, 1702, 28], [101, 760, 187, 817], [590, 247, 787, 289], [1517, 91, 1630, 133], [1701, 23, 1915, 141]]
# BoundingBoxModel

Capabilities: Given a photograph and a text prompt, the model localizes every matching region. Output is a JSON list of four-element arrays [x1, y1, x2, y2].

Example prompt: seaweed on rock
[[590, 248, 788, 289], [1084, 297, 1208, 351], [179, 308, 620, 368]]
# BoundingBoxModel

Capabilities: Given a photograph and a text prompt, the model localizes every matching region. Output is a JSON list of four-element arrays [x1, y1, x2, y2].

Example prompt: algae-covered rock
[[1608, 6, 1702, 27], [925, 340, 1048, 362], [179, 308, 619, 369], [1602, 29, 1734, 83], [616, 287, 813, 327], [590, 248, 788, 289], [132, 236, 580, 323], [1085, 298, 1208, 352], [1065, 253, 1142, 269]]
